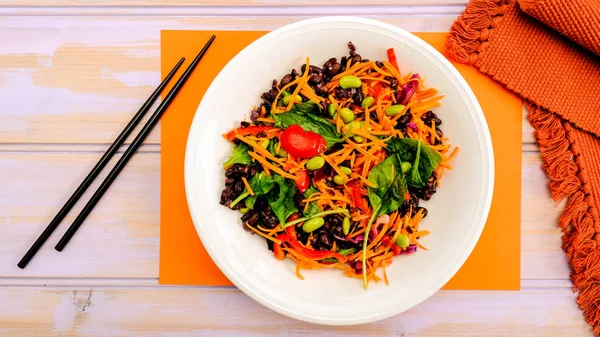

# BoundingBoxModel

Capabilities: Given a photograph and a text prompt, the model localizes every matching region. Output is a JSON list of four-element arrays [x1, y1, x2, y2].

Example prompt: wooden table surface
[[0, 1, 592, 336]]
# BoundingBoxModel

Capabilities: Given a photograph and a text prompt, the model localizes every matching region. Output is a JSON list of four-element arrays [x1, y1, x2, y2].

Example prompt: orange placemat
[[159, 31, 521, 290]]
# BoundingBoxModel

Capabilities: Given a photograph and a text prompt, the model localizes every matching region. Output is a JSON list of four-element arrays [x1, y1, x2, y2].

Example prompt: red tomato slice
[[294, 169, 310, 193], [279, 124, 327, 159]]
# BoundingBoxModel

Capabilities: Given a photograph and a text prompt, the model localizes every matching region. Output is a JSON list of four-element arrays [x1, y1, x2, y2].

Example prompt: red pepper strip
[[351, 186, 367, 213], [285, 213, 300, 236], [372, 83, 390, 101], [387, 48, 399, 71], [279, 124, 327, 159], [382, 237, 401, 256], [273, 243, 285, 260], [294, 169, 310, 194], [277, 234, 348, 263], [225, 125, 273, 142]]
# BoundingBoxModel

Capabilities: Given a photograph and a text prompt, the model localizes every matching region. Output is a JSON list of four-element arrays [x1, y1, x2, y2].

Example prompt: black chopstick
[[55, 35, 216, 252], [17, 57, 186, 269]]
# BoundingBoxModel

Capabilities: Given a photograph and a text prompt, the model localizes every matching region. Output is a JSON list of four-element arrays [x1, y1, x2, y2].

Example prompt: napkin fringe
[[445, 0, 511, 66], [528, 104, 600, 334]]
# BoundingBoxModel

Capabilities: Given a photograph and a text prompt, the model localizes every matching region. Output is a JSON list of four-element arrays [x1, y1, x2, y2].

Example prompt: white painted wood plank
[[0, 15, 457, 144], [0, 0, 469, 7], [0, 151, 568, 280], [0, 286, 591, 337], [0, 152, 159, 277]]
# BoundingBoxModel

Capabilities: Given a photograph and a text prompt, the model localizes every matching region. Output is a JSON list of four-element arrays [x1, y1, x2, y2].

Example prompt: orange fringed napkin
[[447, 0, 600, 333]]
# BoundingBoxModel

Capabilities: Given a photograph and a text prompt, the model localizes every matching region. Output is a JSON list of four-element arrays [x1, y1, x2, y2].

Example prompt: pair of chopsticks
[[17, 35, 216, 269]]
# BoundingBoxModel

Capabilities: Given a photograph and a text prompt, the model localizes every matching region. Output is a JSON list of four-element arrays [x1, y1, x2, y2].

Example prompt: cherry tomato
[[279, 124, 327, 159], [294, 169, 310, 193]]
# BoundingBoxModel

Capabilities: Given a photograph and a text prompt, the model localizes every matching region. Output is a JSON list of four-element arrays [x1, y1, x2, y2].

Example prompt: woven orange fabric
[[447, 0, 600, 334]]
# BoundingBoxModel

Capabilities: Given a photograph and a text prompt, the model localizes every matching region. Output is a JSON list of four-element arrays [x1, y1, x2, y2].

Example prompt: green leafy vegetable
[[223, 143, 252, 168], [367, 154, 408, 218], [385, 137, 442, 188], [291, 100, 322, 114], [363, 153, 408, 289], [229, 173, 298, 226], [273, 105, 344, 147], [229, 172, 276, 208], [266, 175, 299, 225]]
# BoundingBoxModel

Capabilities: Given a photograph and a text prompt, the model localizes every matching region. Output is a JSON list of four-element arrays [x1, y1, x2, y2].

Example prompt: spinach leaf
[[273, 107, 343, 148], [245, 195, 257, 209], [303, 185, 321, 217], [229, 172, 276, 208], [409, 140, 424, 188], [367, 153, 408, 217], [223, 143, 252, 168], [385, 137, 442, 188], [266, 175, 299, 225], [291, 100, 322, 114]]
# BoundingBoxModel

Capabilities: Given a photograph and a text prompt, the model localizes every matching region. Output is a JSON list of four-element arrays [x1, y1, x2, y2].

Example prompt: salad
[[220, 42, 458, 288]]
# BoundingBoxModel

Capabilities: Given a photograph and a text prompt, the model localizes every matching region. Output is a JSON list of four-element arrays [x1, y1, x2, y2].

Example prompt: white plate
[[184, 16, 494, 325]]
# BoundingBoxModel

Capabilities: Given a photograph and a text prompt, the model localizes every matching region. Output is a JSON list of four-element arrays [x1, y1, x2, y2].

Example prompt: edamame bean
[[282, 94, 302, 105], [395, 234, 410, 249], [281, 90, 291, 97], [333, 175, 346, 185], [353, 135, 364, 143], [339, 75, 362, 89], [240, 207, 250, 214], [385, 104, 406, 116], [302, 217, 325, 233], [342, 217, 351, 235], [401, 161, 412, 173], [339, 108, 355, 123], [339, 166, 352, 176], [306, 156, 325, 171], [361, 96, 375, 109], [260, 139, 270, 148], [343, 120, 361, 134], [327, 103, 337, 117]]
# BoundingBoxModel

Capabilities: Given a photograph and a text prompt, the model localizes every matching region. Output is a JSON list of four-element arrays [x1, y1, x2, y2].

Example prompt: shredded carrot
[[248, 152, 296, 179], [246, 224, 281, 245], [322, 155, 348, 179], [256, 117, 275, 124], [241, 177, 254, 196]]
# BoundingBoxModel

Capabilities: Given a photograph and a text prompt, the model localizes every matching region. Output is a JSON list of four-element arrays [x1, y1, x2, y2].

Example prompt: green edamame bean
[[339, 166, 352, 176], [281, 90, 291, 97], [240, 207, 250, 214], [327, 103, 337, 117], [302, 217, 325, 233], [333, 175, 346, 185], [361, 96, 375, 109], [342, 217, 351, 236], [353, 135, 364, 143], [339, 108, 355, 123], [339, 75, 362, 89], [282, 94, 302, 105], [306, 156, 325, 171], [401, 161, 412, 173], [343, 120, 361, 135], [260, 139, 270, 148], [395, 234, 410, 249], [385, 104, 406, 116]]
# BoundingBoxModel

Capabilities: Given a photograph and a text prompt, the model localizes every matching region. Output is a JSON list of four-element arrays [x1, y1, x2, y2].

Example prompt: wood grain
[[0, 286, 591, 337], [0, 151, 565, 279], [0, 15, 460, 144]]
